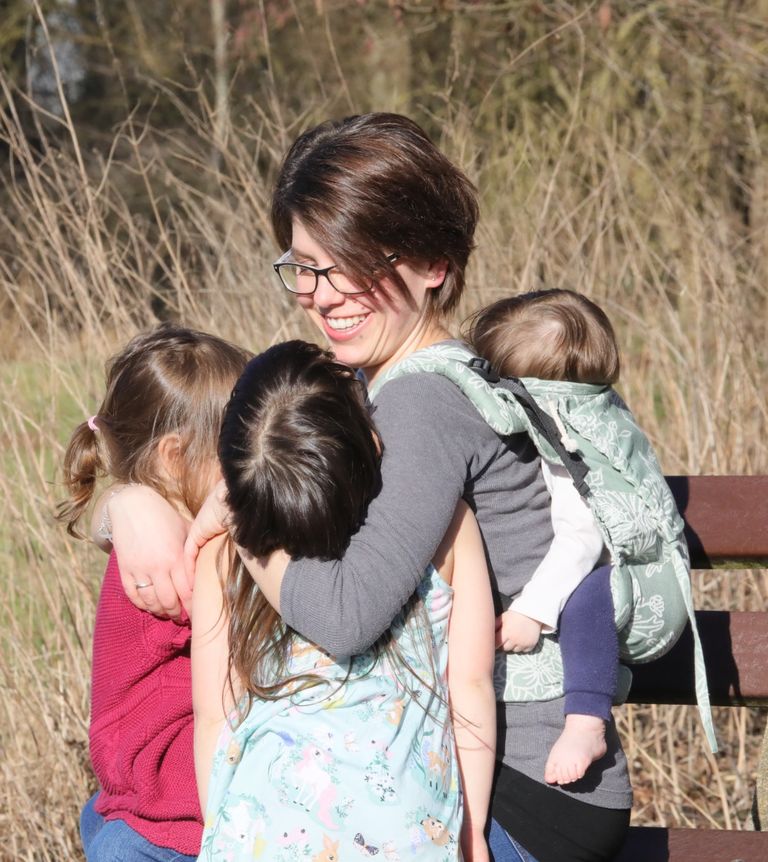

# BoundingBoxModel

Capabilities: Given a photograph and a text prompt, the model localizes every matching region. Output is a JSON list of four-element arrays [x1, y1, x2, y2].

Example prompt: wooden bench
[[615, 476, 768, 862]]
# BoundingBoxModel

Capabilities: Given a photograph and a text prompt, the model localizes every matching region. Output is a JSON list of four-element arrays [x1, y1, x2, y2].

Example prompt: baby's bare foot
[[544, 714, 607, 786]]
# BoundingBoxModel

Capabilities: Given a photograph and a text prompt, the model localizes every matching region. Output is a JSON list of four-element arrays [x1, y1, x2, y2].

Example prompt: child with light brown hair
[[57, 324, 250, 862], [468, 288, 622, 787]]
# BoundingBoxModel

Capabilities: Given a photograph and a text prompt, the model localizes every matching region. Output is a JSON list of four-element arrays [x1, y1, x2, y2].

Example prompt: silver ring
[[135, 581, 153, 589]]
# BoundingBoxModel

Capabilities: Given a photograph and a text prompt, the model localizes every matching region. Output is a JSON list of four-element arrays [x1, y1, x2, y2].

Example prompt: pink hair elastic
[[87, 415, 99, 432]]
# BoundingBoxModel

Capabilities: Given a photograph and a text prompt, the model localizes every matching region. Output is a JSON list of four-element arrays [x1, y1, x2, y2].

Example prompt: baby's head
[[219, 340, 382, 561], [59, 324, 250, 535], [467, 289, 620, 384]]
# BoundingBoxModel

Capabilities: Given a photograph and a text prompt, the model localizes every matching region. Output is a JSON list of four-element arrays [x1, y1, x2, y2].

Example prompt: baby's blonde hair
[[467, 289, 620, 384]]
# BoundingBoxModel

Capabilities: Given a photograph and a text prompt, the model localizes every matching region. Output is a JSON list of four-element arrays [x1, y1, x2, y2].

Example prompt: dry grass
[[1, 2, 767, 858]]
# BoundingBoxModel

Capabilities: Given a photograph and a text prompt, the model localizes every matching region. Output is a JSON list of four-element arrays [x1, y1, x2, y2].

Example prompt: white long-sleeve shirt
[[509, 461, 606, 632]]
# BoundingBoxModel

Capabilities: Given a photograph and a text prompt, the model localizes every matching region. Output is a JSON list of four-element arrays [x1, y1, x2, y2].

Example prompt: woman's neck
[[361, 319, 453, 386]]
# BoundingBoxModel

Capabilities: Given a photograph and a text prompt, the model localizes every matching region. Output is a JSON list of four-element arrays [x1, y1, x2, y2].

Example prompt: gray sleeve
[[279, 373, 474, 655]]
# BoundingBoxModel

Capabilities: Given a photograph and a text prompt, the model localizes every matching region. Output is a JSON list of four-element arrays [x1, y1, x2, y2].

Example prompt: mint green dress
[[200, 566, 461, 861]]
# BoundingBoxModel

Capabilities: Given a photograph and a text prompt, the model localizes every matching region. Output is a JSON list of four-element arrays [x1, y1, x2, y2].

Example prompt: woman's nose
[[312, 273, 345, 309]]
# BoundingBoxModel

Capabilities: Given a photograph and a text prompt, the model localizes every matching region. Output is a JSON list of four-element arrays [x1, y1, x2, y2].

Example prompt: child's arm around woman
[[435, 502, 496, 862], [190, 534, 234, 814]]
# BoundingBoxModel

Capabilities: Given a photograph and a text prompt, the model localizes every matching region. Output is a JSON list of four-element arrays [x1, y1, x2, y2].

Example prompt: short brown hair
[[57, 324, 251, 536], [467, 289, 620, 384], [271, 113, 479, 318]]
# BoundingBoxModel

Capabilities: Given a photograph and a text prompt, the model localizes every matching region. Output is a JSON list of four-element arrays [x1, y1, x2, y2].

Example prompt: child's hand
[[460, 825, 490, 862], [184, 479, 231, 589], [495, 609, 543, 653]]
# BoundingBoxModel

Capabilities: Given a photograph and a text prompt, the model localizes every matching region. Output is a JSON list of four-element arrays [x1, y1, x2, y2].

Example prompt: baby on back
[[469, 289, 623, 786]]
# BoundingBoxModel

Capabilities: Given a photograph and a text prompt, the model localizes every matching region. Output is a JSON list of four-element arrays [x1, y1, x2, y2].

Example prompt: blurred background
[[1, 1, 767, 858]]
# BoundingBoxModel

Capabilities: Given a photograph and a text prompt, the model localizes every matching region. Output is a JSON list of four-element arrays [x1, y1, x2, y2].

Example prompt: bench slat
[[666, 475, 768, 567], [616, 826, 768, 862], [628, 611, 768, 706], [617, 478, 768, 854]]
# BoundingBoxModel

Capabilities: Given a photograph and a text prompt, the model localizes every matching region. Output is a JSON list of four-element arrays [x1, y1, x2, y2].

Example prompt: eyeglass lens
[[278, 264, 370, 295]]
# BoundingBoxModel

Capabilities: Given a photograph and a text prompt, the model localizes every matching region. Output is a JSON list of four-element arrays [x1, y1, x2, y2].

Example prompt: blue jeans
[[80, 793, 197, 862], [488, 818, 539, 862]]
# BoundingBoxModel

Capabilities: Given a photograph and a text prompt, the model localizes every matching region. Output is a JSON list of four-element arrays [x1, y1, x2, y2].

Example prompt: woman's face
[[289, 219, 447, 382]]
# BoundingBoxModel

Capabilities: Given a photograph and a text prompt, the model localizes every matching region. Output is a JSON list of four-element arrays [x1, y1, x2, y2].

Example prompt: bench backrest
[[628, 476, 768, 708]]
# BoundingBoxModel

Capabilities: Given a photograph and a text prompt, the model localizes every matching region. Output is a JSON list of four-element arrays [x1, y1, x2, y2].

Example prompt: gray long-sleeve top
[[281, 369, 553, 653], [280, 362, 631, 808]]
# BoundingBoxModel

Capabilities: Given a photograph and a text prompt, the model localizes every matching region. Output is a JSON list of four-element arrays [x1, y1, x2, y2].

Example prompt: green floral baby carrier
[[368, 342, 716, 752]]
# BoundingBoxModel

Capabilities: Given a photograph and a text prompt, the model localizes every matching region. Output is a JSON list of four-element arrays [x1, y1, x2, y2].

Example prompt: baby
[[469, 288, 624, 786]]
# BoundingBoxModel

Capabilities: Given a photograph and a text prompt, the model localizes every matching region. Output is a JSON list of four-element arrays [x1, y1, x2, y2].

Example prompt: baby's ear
[[156, 432, 183, 481]]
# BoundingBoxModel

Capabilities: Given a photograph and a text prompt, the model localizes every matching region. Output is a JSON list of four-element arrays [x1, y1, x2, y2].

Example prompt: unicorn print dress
[[200, 566, 461, 861]]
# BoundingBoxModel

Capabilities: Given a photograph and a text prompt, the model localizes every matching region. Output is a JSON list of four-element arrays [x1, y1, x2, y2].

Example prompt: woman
[[99, 113, 631, 862]]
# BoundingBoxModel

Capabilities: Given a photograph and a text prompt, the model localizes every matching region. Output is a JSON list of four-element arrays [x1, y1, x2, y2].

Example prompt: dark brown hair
[[271, 113, 479, 318], [57, 324, 251, 535], [467, 289, 621, 385], [219, 340, 438, 713], [220, 340, 381, 560], [219, 341, 381, 704]]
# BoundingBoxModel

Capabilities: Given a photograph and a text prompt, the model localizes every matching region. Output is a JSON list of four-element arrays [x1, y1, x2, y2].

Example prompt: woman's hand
[[105, 485, 190, 619], [184, 479, 230, 591]]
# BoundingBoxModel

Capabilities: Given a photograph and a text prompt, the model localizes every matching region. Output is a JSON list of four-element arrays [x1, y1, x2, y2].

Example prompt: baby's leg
[[544, 564, 617, 785]]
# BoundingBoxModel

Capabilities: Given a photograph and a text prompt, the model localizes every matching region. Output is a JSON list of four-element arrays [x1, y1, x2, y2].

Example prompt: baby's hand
[[495, 609, 543, 653]]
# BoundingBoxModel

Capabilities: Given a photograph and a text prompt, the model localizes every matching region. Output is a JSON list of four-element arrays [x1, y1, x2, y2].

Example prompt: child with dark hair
[[467, 289, 624, 786], [57, 324, 250, 862], [192, 341, 496, 862]]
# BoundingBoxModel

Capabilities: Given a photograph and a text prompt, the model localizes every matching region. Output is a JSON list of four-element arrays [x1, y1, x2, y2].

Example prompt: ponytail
[[56, 419, 110, 538]]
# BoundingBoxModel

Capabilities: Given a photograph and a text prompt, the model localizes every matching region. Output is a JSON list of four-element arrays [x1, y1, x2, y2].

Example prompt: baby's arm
[[439, 503, 495, 862], [498, 462, 604, 652], [191, 534, 234, 814]]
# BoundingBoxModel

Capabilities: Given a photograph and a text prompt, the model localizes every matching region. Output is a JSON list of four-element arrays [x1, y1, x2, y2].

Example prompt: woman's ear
[[156, 432, 183, 482], [424, 258, 449, 290]]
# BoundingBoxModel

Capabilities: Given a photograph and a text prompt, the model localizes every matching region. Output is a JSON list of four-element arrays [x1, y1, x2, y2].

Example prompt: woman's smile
[[291, 218, 448, 382], [322, 312, 370, 336]]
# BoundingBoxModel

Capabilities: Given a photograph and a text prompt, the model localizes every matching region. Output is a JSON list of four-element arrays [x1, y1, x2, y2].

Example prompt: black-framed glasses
[[272, 251, 400, 296]]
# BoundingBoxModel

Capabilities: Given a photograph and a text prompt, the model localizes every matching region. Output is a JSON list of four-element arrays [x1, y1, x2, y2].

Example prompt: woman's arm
[[188, 374, 475, 654], [258, 374, 476, 655], [441, 503, 496, 862], [190, 534, 234, 814], [91, 484, 191, 619]]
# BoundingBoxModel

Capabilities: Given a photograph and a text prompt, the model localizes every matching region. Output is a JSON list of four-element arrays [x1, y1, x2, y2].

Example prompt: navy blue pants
[[559, 564, 617, 720]]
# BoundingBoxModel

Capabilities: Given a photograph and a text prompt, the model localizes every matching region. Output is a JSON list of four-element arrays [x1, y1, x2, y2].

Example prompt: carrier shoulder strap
[[467, 356, 592, 498]]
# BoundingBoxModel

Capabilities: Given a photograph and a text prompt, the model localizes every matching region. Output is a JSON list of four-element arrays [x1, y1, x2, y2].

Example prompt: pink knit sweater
[[89, 553, 202, 855]]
